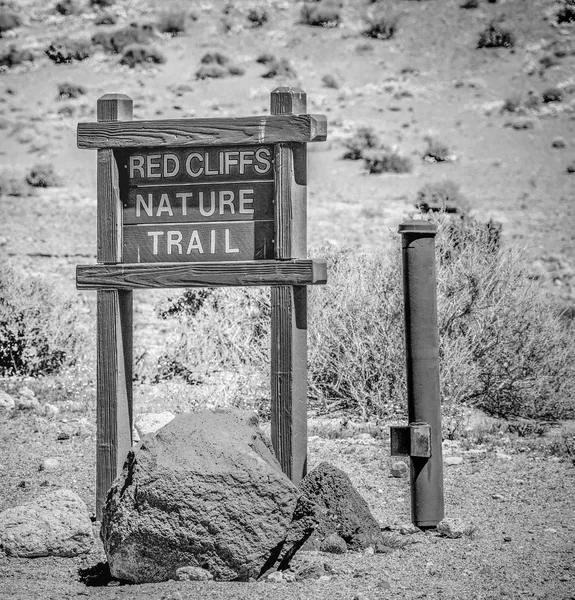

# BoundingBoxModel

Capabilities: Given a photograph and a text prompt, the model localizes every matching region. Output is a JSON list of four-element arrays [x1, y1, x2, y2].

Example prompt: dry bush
[[0, 45, 34, 68], [415, 180, 466, 213], [542, 87, 563, 103], [556, 4, 575, 24], [90, 0, 115, 6], [322, 73, 340, 89], [0, 9, 21, 36], [46, 37, 92, 63], [57, 82, 86, 99], [261, 57, 296, 79], [54, 0, 83, 16], [362, 9, 399, 40], [92, 22, 155, 54], [363, 147, 413, 174], [423, 136, 451, 162], [0, 265, 86, 377], [196, 52, 244, 79], [300, 0, 342, 27], [342, 126, 381, 160], [460, 0, 479, 8], [477, 21, 515, 49], [157, 9, 192, 36], [26, 163, 61, 187], [120, 43, 166, 68], [0, 171, 30, 197], [247, 7, 268, 27]]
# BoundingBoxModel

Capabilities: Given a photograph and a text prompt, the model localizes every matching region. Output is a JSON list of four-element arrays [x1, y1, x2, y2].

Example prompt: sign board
[[118, 145, 275, 263]]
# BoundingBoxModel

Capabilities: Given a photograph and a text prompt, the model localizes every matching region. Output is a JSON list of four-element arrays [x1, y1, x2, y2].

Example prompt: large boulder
[[0, 489, 93, 557], [299, 461, 383, 550], [101, 410, 316, 583]]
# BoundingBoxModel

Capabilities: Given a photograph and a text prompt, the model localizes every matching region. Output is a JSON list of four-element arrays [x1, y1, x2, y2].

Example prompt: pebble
[[444, 456, 463, 466], [18, 387, 35, 399], [318, 575, 332, 582], [39, 458, 60, 472], [399, 523, 422, 535], [437, 518, 474, 539], [267, 571, 283, 583], [43, 403, 59, 418], [503, 535, 512, 542], [16, 397, 39, 411], [390, 460, 408, 477], [57, 432, 71, 441], [320, 533, 347, 554], [552, 136, 566, 149], [364, 546, 375, 556], [283, 572, 296, 582], [491, 494, 505, 501]]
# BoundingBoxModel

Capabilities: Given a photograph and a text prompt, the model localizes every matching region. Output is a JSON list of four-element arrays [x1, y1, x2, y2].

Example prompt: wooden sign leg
[[270, 88, 308, 485], [95, 94, 134, 519]]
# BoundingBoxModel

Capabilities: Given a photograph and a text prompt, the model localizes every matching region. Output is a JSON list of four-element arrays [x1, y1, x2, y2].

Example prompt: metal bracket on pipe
[[390, 422, 432, 458]]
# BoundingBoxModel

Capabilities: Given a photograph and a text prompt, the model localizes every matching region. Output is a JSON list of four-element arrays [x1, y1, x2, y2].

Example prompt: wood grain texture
[[270, 87, 309, 485], [77, 114, 327, 149], [95, 94, 133, 519], [77, 259, 327, 289]]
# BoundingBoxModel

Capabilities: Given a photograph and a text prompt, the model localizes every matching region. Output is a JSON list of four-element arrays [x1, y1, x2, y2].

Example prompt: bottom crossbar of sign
[[76, 259, 328, 290]]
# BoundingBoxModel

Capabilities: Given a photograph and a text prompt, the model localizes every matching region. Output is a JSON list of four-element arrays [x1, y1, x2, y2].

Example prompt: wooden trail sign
[[76, 89, 328, 518]]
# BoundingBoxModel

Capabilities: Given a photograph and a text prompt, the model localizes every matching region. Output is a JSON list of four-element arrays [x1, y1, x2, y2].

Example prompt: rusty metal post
[[399, 220, 444, 528]]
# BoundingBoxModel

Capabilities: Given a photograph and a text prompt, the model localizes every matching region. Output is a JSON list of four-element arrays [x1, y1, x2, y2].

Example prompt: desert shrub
[[247, 7, 268, 27], [201, 51, 229, 66], [342, 126, 380, 160], [55, 0, 83, 15], [501, 93, 522, 113], [567, 161, 575, 174], [0, 9, 21, 35], [57, 82, 86, 99], [322, 73, 340, 89], [423, 136, 451, 162], [415, 180, 466, 213], [0, 264, 85, 377], [539, 54, 560, 69], [195, 64, 227, 79], [196, 53, 243, 79], [363, 147, 413, 174], [0, 44, 34, 68], [120, 43, 166, 67], [542, 87, 562, 103], [156, 289, 213, 319], [300, 0, 342, 27], [94, 11, 116, 25], [90, 0, 115, 6], [157, 9, 189, 36], [556, 4, 575, 24], [363, 9, 399, 40], [256, 52, 275, 65], [460, 0, 479, 7], [26, 163, 61, 187], [92, 22, 155, 54], [477, 21, 515, 49], [261, 57, 296, 79], [46, 37, 92, 63], [0, 171, 30, 197]]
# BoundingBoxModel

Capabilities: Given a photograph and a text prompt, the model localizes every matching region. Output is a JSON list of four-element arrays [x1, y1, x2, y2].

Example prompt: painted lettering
[[239, 189, 254, 214], [147, 231, 164, 254], [146, 154, 162, 178], [167, 231, 183, 254], [129, 156, 145, 178], [136, 193, 153, 218]]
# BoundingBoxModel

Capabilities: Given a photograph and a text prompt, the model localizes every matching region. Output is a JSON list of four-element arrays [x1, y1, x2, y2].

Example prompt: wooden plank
[[270, 87, 309, 485], [78, 114, 328, 149], [95, 94, 133, 520], [123, 182, 275, 225], [76, 259, 328, 289], [122, 221, 274, 263], [119, 145, 274, 185]]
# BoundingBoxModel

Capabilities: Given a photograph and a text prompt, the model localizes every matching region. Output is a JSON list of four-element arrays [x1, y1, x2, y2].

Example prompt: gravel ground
[[1, 412, 574, 600]]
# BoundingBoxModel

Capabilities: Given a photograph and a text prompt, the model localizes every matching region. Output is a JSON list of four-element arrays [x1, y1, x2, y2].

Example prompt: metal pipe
[[399, 221, 444, 528]]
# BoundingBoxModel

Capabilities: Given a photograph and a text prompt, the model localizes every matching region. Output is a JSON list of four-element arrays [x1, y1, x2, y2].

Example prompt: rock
[[18, 386, 35, 399], [43, 403, 60, 418], [57, 431, 71, 441], [101, 410, 316, 583], [266, 571, 283, 583], [364, 546, 375, 556], [0, 489, 93, 557], [552, 136, 566, 149], [320, 533, 347, 554], [444, 456, 463, 466], [437, 518, 473, 539], [134, 411, 175, 438], [491, 494, 505, 501], [39, 458, 60, 472], [390, 461, 408, 478], [295, 560, 332, 581], [299, 462, 383, 551], [283, 571, 296, 582], [0, 390, 15, 410], [176, 566, 213, 581], [16, 396, 39, 411]]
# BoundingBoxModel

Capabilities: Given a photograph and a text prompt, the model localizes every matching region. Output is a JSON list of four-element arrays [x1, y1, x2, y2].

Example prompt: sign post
[[77, 90, 327, 518]]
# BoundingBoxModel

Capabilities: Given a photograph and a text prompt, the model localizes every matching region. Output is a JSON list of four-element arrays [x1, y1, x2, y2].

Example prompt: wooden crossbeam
[[77, 259, 327, 290], [77, 114, 327, 149]]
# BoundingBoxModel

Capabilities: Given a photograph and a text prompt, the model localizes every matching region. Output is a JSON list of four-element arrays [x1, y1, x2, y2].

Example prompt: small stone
[[544, 528, 557, 534], [175, 566, 213, 581], [134, 412, 175, 438], [0, 390, 15, 410], [399, 523, 421, 535], [552, 137, 566, 149], [318, 574, 332, 582], [320, 533, 347, 554], [267, 571, 283, 583], [19, 387, 35, 399], [283, 571, 296, 582], [16, 397, 39, 411], [559, 575, 570, 582], [491, 494, 505, 501], [503, 535, 512, 542], [377, 580, 391, 590], [444, 456, 463, 466], [437, 518, 472, 539], [364, 546, 375, 556], [107, 581, 120, 587], [496, 452, 513, 461], [57, 432, 71, 441], [390, 461, 408, 478], [40, 458, 60, 472]]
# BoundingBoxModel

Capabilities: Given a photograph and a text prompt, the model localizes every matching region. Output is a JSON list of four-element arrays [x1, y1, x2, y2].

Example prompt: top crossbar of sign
[[77, 114, 327, 149]]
